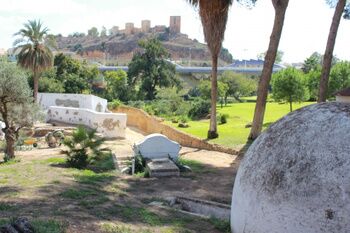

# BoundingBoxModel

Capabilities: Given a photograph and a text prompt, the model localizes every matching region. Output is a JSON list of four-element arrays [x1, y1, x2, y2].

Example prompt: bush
[[63, 126, 105, 169], [188, 99, 211, 120], [179, 115, 189, 123], [108, 99, 122, 110], [218, 113, 229, 124]]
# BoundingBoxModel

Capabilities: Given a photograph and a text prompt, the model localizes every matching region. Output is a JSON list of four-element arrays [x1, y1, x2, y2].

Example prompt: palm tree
[[187, 0, 232, 139], [318, 0, 349, 102], [13, 20, 55, 101], [248, 0, 289, 140]]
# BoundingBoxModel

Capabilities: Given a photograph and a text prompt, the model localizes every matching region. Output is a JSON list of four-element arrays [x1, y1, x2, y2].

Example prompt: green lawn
[[166, 101, 315, 147]]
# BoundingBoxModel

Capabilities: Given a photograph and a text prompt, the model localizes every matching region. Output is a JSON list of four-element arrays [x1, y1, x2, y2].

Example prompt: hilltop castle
[[110, 16, 181, 36]]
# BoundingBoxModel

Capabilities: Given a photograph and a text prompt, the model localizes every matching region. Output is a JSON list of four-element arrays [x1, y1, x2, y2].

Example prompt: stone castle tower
[[141, 20, 151, 33], [125, 23, 134, 35], [169, 16, 181, 34]]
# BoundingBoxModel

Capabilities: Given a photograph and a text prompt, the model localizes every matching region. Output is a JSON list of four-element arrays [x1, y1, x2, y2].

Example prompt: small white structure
[[231, 102, 350, 233], [38, 93, 126, 139], [335, 88, 350, 103], [38, 93, 108, 112], [133, 134, 181, 160], [47, 106, 126, 138]]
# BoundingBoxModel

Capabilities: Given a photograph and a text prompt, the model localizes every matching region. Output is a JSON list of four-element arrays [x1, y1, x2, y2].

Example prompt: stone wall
[[47, 106, 127, 138], [114, 106, 237, 155], [38, 93, 108, 113]]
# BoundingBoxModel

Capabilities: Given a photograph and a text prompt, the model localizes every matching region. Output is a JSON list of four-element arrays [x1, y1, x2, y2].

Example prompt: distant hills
[[55, 31, 233, 66]]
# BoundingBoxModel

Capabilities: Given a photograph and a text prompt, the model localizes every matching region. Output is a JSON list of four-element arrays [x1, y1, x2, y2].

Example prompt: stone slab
[[146, 158, 180, 177]]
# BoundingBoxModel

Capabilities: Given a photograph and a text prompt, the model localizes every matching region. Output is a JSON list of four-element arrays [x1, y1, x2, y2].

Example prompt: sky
[[0, 0, 349, 63]]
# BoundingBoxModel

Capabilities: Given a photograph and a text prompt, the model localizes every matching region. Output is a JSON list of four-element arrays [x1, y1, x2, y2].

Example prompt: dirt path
[[105, 127, 240, 204]]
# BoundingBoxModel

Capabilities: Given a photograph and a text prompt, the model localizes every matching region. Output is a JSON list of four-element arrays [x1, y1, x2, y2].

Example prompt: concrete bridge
[[98, 64, 283, 75]]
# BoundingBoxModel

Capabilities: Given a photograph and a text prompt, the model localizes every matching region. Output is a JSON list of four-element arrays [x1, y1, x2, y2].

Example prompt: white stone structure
[[133, 134, 181, 160], [231, 102, 350, 233], [38, 93, 108, 112], [38, 93, 126, 138], [47, 106, 126, 138], [335, 88, 350, 103]]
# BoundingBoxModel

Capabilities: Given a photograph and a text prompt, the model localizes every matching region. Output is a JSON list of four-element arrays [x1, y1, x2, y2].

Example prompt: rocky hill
[[55, 31, 233, 66]]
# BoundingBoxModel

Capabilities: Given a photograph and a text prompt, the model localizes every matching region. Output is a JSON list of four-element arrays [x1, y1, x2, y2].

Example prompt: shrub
[[218, 113, 229, 124], [127, 100, 145, 109], [179, 115, 189, 124], [188, 99, 211, 120], [108, 99, 122, 110], [63, 126, 105, 169]]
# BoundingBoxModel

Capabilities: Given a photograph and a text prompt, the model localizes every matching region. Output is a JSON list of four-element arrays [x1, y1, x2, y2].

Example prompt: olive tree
[[0, 61, 41, 160]]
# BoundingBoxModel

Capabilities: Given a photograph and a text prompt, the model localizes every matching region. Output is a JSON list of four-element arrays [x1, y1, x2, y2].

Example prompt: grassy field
[[167, 101, 315, 148], [0, 149, 231, 233]]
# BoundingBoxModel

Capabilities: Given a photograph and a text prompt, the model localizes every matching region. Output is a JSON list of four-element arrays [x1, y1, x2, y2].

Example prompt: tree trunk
[[248, 0, 289, 140], [33, 70, 39, 102], [318, 0, 346, 103], [289, 95, 293, 112], [4, 127, 16, 160], [208, 54, 218, 139]]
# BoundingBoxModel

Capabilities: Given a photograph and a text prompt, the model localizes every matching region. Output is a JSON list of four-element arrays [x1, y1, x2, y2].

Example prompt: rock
[[133, 134, 181, 161], [179, 165, 192, 172], [0, 217, 34, 233], [178, 123, 189, 128], [231, 102, 350, 233], [244, 122, 252, 128], [13, 217, 34, 233], [0, 224, 18, 233], [121, 167, 131, 174]]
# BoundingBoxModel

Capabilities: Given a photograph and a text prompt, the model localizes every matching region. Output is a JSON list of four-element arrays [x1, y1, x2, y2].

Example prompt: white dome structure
[[231, 102, 350, 233]]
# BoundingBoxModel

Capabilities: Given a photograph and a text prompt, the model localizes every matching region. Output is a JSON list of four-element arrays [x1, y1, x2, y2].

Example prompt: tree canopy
[[272, 67, 309, 112], [13, 19, 54, 101], [0, 61, 41, 159], [127, 38, 179, 100]]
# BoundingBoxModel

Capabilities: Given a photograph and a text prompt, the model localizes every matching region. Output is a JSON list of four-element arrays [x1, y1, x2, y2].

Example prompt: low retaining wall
[[114, 106, 237, 155], [47, 106, 127, 138]]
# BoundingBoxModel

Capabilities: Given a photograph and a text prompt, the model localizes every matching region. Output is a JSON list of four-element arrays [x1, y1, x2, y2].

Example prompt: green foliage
[[53, 53, 98, 94], [127, 38, 179, 100], [103, 70, 130, 101], [306, 69, 321, 101], [88, 27, 99, 37], [219, 71, 257, 103], [218, 113, 229, 124], [108, 99, 123, 110], [38, 77, 65, 93], [63, 126, 105, 169], [0, 61, 42, 159], [302, 52, 322, 73], [209, 218, 230, 233], [198, 80, 229, 100], [13, 19, 54, 99], [272, 67, 309, 111], [188, 99, 211, 120], [328, 61, 350, 96]]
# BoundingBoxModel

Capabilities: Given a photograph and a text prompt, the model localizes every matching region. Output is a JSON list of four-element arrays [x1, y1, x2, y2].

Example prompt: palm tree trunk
[[33, 70, 39, 102], [318, 0, 346, 103], [208, 54, 218, 139], [248, 0, 289, 140]]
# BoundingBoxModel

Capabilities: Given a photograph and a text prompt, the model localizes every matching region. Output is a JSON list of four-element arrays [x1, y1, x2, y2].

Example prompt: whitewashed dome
[[231, 102, 350, 233]]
